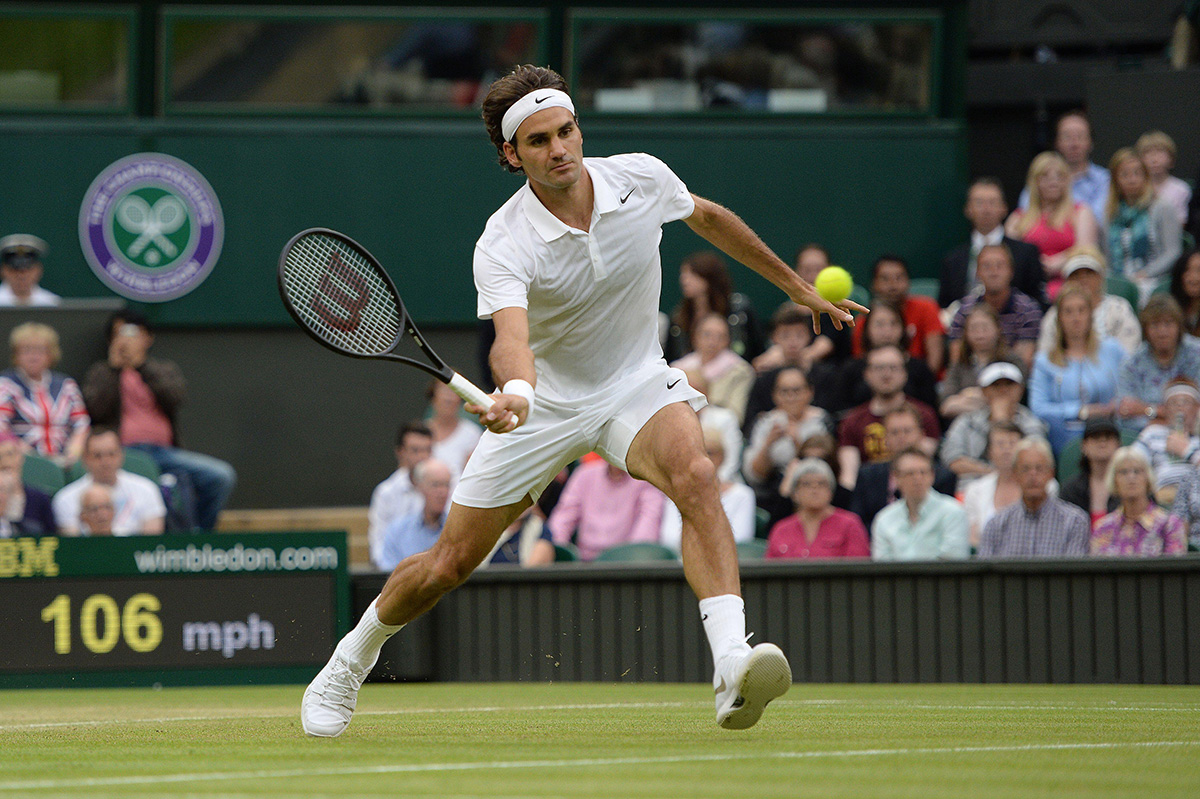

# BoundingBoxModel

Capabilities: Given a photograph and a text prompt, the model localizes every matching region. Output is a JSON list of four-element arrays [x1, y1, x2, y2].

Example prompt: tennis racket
[[277, 227, 494, 410]]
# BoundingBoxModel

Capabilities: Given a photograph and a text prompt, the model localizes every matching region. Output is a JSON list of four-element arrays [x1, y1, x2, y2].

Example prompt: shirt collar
[[971, 227, 1004, 250], [521, 162, 617, 242]]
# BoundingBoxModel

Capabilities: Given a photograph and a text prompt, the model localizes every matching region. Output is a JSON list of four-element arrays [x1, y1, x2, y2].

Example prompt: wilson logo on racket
[[310, 253, 370, 331]]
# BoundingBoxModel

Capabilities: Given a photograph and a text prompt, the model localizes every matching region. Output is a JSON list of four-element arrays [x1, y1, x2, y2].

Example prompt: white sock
[[699, 594, 750, 666], [335, 598, 404, 673]]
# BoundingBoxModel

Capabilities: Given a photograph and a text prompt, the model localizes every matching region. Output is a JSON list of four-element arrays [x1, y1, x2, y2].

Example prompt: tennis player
[[303, 65, 865, 737]]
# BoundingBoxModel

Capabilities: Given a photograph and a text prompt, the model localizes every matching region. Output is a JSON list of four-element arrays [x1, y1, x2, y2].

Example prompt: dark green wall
[[0, 117, 965, 326]]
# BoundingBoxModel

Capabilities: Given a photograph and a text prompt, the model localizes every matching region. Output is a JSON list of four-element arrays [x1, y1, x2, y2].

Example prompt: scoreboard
[[0, 532, 349, 688]]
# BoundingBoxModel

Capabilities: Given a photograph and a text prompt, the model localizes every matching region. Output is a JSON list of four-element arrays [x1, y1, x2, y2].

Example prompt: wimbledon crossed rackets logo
[[79, 153, 223, 302], [311, 253, 370, 332]]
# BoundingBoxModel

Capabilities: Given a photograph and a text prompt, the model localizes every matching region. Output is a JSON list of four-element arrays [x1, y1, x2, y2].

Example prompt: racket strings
[[281, 235, 402, 355]]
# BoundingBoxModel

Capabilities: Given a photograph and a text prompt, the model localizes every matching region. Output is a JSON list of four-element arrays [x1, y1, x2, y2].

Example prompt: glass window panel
[[572, 17, 935, 114], [0, 13, 130, 109], [167, 16, 542, 111]]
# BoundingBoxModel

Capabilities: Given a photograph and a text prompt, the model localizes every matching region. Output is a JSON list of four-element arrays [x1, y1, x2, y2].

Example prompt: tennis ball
[[814, 266, 854, 303]]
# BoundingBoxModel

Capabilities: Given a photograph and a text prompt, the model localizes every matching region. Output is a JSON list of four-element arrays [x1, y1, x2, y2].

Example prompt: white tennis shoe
[[713, 642, 792, 730], [301, 650, 376, 737]]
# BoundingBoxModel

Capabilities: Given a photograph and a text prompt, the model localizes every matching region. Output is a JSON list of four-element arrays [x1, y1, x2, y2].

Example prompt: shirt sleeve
[[637, 154, 695, 224], [473, 239, 530, 320], [940, 416, 972, 465]]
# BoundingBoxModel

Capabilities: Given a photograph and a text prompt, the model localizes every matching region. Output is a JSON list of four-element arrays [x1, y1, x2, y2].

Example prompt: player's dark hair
[[395, 421, 432, 449], [871, 254, 909, 281], [482, 65, 571, 174]]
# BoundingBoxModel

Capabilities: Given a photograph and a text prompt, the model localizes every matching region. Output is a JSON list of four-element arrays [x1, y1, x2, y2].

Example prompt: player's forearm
[[488, 338, 536, 389], [685, 197, 805, 299]]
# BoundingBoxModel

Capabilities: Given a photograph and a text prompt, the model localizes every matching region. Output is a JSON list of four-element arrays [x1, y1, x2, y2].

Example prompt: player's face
[[505, 108, 583, 192], [965, 185, 1006, 233]]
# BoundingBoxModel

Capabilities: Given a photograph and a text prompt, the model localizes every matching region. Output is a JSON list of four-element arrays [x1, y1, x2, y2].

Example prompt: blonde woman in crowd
[[1007, 151, 1099, 300], [1091, 446, 1186, 556], [1106, 147, 1183, 306]]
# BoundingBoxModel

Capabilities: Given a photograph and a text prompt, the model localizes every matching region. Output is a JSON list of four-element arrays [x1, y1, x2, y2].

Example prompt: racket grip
[[448, 372, 495, 410]]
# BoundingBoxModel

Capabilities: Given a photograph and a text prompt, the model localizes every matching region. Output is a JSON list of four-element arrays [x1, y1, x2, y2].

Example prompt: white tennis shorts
[[452, 361, 706, 509]]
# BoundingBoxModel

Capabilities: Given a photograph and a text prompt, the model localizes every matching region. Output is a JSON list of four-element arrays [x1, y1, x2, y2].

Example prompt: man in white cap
[[0, 234, 59, 307], [1035, 247, 1141, 356], [302, 65, 866, 737], [941, 360, 1048, 486]]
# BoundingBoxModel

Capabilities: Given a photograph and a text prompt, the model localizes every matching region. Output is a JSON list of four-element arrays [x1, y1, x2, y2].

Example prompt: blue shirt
[[1029, 338, 1125, 453], [1020, 161, 1111, 225], [871, 491, 969, 561], [1117, 336, 1200, 433], [378, 509, 445, 571]]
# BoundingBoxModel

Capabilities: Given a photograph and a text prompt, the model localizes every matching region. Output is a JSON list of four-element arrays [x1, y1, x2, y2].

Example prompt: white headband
[[1164, 383, 1200, 404], [501, 89, 575, 142]]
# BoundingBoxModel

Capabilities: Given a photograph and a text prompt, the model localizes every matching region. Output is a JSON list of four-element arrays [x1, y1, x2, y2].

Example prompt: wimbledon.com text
[[134, 543, 338, 574]]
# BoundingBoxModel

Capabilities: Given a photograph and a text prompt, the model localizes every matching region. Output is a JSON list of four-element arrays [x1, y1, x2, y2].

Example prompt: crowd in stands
[[0, 252, 238, 538], [367, 111, 1199, 568]]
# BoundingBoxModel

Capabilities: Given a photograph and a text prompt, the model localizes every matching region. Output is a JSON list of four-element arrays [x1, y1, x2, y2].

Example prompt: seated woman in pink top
[[766, 458, 870, 559], [1090, 446, 1186, 557], [1007, 151, 1099, 300]]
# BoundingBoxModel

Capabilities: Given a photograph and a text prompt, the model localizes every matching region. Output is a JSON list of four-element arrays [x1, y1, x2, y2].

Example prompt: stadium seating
[[66, 447, 161, 484], [908, 278, 940, 300], [21, 453, 65, 495], [1105, 275, 1140, 309], [1055, 428, 1138, 483], [553, 542, 580, 562], [754, 507, 771, 539], [594, 542, 678, 562], [736, 539, 768, 560]]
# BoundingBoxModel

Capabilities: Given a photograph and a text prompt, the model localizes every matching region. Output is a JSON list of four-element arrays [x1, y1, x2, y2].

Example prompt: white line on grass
[[1, 740, 1197, 791]]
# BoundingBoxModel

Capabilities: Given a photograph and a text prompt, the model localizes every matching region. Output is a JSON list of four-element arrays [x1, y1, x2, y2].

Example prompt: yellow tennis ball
[[814, 266, 853, 303]]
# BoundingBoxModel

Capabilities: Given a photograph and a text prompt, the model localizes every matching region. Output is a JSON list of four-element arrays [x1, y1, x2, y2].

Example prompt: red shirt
[[852, 295, 945, 359], [838, 398, 940, 463], [118, 368, 173, 447], [765, 509, 871, 559]]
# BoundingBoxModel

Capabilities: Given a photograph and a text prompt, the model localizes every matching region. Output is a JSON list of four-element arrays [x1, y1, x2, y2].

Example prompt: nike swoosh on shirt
[[667, 379, 681, 389], [620, 188, 635, 204]]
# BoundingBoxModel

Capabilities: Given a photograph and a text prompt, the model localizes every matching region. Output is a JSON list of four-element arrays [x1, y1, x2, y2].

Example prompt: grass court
[[1, 682, 1198, 798]]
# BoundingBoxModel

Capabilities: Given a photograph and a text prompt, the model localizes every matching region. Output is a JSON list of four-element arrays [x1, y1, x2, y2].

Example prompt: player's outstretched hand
[[467, 394, 529, 434], [790, 283, 869, 335]]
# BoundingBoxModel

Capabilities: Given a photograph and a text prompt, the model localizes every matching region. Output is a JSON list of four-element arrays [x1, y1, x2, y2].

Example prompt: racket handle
[[448, 372, 495, 410]]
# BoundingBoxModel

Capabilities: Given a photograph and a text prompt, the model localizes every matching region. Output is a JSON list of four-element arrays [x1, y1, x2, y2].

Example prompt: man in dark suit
[[851, 403, 956, 532], [941, 178, 1045, 309]]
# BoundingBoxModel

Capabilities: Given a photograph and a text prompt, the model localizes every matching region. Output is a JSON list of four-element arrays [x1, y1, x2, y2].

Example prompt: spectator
[[1169, 467, 1200, 549], [0, 472, 22, 537], [743, 366, 830, 523], [1116, 295, 1200, 434], [52, 427, 165, 536], [1136, 131, 1191, 227], [547, 459, 665, 561], [1106, 147, 1183, 306], [683, 369, 743, 485], [0, 322, 89, 467], [753, 244, 852, 370], [962, 422, 1056, 548], [766, 457, 869, 559], [942, 361, 1048, 485], [665, 251, 765, 361], [1091, 446, 1186, 556], [486, 506, 555, 567], [1168, 248, 1200, 337], [1059, 416, 1121, 527], [743, 305, 838, 433], [837, 300, 939, 412], [941, 178, 1045, 308], [871, 447, 969, 561], [76, 484, 116, 537], [1035, 248, 1142, 357], [1018, 110, 1111, 227], [81, 310, 236, 531], [670, 313, 756, 424], [425, 380, 482, 478], [1134, 377, 1200, 506], [1028, 285, 1123, 454], [377, 459, 453, 571], [978, 437, 1090, 558], [795, 432, 854, 512], [947, 244, 1043, 371], [1008, 151, 1100, 299], [938, 304, 1011, 420], [851, 404, 956, 532], [852, 255, 945, 375], [0, 234, 60, 307], [0, 431, 55, 534], [661, 429, 755, 552], [837, 345, 940, 489], [368, 421, 433, 569]]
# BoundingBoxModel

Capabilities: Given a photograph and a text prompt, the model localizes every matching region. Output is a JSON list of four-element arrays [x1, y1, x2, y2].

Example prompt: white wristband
[[502, 379, 536, 416]]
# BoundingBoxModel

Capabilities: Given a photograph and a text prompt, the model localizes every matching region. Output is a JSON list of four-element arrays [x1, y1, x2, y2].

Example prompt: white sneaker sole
[[718, 644, 792, 730]]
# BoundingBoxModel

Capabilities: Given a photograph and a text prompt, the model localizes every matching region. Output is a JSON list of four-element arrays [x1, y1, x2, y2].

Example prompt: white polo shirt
[[52, 470, 166, 536], [474, 153, 695, 402]]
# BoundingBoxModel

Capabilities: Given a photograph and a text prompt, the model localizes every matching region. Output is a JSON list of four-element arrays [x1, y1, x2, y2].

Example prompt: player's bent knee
[[670, 455, 718, 505], [425, 549, 476, 594]]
